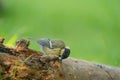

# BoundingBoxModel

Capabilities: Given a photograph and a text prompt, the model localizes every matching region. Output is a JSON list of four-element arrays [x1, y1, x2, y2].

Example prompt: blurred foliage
[[0, 0, 120, 66]]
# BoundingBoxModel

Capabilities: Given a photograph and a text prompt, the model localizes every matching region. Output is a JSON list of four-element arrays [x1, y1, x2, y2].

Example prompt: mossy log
[[0, 37, 120, 80]]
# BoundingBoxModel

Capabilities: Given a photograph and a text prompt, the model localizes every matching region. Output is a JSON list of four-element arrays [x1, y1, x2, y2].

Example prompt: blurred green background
[[0, 0, 120, 66]]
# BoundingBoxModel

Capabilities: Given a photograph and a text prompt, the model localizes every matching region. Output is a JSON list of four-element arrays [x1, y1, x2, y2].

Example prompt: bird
[[28, 38, 70, 61]]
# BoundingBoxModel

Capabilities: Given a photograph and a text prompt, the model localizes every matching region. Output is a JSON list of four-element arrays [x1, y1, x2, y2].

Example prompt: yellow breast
[[44, 47, 61, 56]]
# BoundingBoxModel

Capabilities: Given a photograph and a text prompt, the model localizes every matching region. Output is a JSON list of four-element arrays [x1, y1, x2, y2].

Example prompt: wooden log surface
[[0, 37, 120, 80]]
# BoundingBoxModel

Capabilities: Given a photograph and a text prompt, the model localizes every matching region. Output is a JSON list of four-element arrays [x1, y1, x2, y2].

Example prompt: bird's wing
[[37, 38, 50, 47]]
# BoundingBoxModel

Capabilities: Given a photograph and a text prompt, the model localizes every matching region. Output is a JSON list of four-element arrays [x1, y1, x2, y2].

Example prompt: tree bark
[[0, 37, 120, 80]]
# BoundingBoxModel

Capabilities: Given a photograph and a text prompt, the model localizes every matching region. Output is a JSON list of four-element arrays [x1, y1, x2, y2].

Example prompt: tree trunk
[[0, 37, 120, 80]]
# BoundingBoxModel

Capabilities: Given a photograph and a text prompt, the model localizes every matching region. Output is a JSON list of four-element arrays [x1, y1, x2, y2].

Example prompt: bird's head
[[60, 46, 70, 60]]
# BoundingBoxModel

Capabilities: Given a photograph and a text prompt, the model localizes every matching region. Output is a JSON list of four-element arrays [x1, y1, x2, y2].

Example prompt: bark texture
[[0, 37, 120, 80]]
